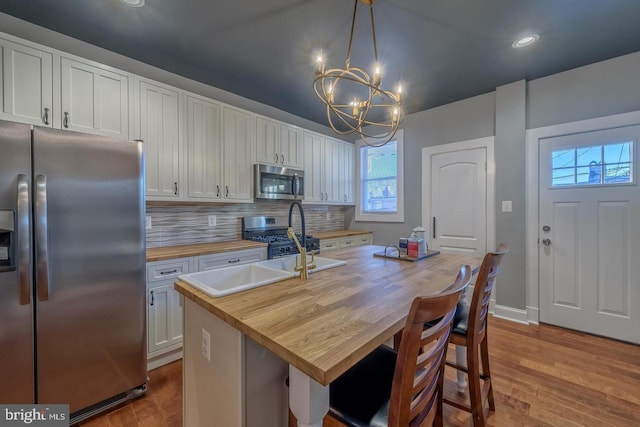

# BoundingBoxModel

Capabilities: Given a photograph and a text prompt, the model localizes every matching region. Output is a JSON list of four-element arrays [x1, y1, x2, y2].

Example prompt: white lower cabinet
[[320, 233, 373, 253], [146, 247, 266, 370]]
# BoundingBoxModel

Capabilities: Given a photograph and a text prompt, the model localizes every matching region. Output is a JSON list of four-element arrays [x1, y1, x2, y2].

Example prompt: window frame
[[355, 130, 405, 222]]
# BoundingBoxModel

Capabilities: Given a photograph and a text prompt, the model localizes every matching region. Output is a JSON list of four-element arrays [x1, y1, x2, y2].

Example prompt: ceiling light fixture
[[313, 0, 403, 147], [512, 34, 539, 48], [120, 0, 145, 7]]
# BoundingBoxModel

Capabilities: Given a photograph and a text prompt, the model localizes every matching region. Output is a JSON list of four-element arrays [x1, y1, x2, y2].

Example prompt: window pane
[[361, 140, 398, 213], [551, 141, 634, 187], [363, 178, 397, 212]]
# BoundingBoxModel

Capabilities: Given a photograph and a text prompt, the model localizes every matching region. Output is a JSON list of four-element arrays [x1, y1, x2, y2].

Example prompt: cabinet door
[[342, 142, 355, 204], [280, 124, 303, 169], [60, 58, 129, 138], [0, 38, 53, 126], [187, 95, 222, 199], [139, 80, 181, 199], [222, 106, 253, 201], [323, 137, 342, 203], [148, 283, 183, 354], [303, 131, 324, 202], [256, 116, 279, 166]]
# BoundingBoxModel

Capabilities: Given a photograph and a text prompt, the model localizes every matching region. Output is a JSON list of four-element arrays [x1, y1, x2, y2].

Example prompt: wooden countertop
[[312, 230, 372, 239], [146, 240, 268, 262], [174, 245, 481, 386]]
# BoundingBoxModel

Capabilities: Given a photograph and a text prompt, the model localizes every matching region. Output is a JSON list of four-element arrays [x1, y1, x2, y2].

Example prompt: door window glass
[[551, 141, 633, 187]]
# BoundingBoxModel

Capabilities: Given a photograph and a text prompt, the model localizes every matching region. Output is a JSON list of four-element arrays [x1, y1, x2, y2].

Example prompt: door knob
[[542, 238, 551, 246], [542, 225, 551, 232]]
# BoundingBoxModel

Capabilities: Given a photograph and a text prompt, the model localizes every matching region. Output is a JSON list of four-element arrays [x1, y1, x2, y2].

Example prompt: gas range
[[242, 216, 320, 259]]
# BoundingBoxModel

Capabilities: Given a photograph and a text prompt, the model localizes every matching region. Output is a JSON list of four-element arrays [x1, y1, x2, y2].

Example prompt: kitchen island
[[175, 245, 482, 427]]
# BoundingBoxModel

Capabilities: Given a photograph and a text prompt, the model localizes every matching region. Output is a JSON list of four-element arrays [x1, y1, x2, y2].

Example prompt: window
[[551, 141, 633, 187], [355, 130, 404, 222]]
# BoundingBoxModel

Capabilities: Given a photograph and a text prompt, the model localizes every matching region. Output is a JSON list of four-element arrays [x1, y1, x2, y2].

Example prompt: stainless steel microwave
[[254, 164, 304, 200]]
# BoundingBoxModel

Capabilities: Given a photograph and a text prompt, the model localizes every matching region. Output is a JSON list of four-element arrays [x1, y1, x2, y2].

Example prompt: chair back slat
[[387, 265, 472, 427], [468, 244, 508, 344]]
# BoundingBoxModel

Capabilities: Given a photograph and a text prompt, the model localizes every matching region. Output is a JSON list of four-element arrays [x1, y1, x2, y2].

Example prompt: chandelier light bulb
[[312, 0, 404, 146]]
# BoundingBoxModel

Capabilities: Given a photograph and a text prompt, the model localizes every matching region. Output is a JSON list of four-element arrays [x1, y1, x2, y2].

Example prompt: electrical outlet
[[145, 216, 152, 230], [501, 201, 513, 213], [201, 328, 211, 362], [208, 215, 217, 227]]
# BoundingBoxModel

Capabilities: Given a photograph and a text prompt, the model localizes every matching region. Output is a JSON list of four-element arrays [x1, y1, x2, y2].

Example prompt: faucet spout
[[288, 200, 314, 280]]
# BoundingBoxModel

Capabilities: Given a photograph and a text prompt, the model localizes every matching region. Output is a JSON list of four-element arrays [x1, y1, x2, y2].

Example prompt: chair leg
[[467, 344, 485, 427], [480, 335, 495, 411]]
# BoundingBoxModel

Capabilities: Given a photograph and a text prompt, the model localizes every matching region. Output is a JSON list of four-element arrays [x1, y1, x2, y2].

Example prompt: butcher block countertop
[[312, 229, 372, 239], [146, 240, 267, 262], [174, 245, 481, 386]]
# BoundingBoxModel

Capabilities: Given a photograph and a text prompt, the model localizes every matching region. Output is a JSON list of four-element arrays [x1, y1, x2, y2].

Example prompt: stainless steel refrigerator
[[0, 121, 147, 422]]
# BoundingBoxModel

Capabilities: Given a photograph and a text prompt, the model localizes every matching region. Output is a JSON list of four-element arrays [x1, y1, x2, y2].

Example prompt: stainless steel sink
[[178, 264, 296, 297], [257, 255, 347, 276]]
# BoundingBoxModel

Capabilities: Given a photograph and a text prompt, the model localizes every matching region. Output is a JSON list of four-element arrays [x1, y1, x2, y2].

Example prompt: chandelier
[[313, 0, 403, 147]]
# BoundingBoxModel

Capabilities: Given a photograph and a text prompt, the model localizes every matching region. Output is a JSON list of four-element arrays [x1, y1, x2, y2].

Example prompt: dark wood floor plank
[[84, 315, 640, 426]]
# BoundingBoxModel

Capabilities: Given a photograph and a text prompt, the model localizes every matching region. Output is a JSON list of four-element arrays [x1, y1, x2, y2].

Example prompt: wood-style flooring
[[83, 316, 640, 426]]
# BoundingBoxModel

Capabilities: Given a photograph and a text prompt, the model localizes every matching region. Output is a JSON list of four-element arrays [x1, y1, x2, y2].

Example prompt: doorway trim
[[525, 110, 640, 324], [422, 136, 496, 305]]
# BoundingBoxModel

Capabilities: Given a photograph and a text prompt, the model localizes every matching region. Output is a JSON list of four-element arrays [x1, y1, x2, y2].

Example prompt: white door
[[324, 137, 342, 203], [280, 124, 303, 168], [148, 284, 183, 354], [428, 147, 488, 256], [303, 131, 324, 202], [539, 126, 640, 343], [256, 116, 279, 165]]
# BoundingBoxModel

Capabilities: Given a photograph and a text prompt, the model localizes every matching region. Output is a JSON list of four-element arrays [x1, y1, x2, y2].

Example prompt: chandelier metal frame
[[313, 0, 403, 147]]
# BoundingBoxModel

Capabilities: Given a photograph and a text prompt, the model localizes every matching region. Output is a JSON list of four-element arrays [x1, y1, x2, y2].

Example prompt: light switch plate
[[145, 216, 152, 230], [501, 201, 513, 213], [208, 215, 217, 227]]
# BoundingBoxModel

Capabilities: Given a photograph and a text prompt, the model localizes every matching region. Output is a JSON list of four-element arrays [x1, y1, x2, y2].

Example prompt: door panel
[[539, 125, 640, 343], [430, 148, 487, 256], [33, 127, 146, 412], [0, 121, 34, 404]]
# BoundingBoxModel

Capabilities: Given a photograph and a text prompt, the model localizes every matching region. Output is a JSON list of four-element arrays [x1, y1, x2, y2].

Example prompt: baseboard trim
[[492, 304, 529, 325], [527, 306, 540, 324], [147, 349, 183, 371]]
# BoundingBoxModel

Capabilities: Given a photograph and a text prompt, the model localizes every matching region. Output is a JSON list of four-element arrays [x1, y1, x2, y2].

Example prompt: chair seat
[[425, 300, 470, 336], [329, 345, 397, 427]]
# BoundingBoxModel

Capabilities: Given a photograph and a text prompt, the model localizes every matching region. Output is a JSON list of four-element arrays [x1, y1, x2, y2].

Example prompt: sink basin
[[178, 264, 296, 297], [257, 255, 346, 276]]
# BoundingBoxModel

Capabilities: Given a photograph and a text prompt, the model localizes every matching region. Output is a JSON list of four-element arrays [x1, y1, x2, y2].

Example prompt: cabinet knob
[[43, 108, 50, 125], [63, 112, 69, 128], [174, 182, 178, 196], [216, 185, 220, 198], [225, 186, 229, 198], [150, 290, 155, 306], [275, 153, 279, 163], [281, 154, 284, 164]]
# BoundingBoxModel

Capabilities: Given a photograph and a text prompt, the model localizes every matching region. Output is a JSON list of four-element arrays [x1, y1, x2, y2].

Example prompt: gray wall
[[350, 50, 640, 311], [346, 92, 497, 244]]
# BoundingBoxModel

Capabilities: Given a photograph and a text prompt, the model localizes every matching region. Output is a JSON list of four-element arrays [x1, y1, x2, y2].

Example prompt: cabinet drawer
[[356, 234, 372, 245], [320, 238, 340, 252], [147, 259, 192, 283], [198, 249, 264, 271], [339, 237, 358, 248]]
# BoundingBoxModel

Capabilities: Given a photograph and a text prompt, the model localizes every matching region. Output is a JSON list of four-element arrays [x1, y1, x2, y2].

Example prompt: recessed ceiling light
[[512, 34, 539, 48], [120, 0, 145, 7]]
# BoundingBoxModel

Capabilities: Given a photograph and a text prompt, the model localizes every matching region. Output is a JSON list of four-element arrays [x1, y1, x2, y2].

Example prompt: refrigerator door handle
[[35, 174, 50, 302], [17, 174, 30, 305]]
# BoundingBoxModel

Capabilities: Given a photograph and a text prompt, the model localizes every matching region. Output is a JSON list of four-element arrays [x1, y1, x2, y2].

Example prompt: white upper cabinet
[[60, 57, 131, 138], [256, 116, 303, 169], [186, 94, 222, 200], [222, 106, 254, 201], [137, 79, 181, 199], [0, 37, 53, 127], [303, 131, 325, 202], [303, 131, 354, 205], [342, 142, 355, 205]]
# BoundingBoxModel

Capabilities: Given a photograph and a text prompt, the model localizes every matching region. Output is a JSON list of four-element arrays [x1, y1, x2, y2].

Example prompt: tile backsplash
[[146, 201, 345, 248]]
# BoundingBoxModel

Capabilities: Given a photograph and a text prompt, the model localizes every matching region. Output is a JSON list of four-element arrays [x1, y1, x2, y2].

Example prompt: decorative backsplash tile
[[145, 201, 345, 248]]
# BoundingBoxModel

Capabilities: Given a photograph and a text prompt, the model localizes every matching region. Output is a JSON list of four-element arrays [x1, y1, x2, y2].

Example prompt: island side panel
[[184, 297, 244, 426]]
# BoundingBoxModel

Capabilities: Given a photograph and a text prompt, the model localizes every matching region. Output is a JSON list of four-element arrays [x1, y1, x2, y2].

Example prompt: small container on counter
[[398, 238, 408, 256]]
